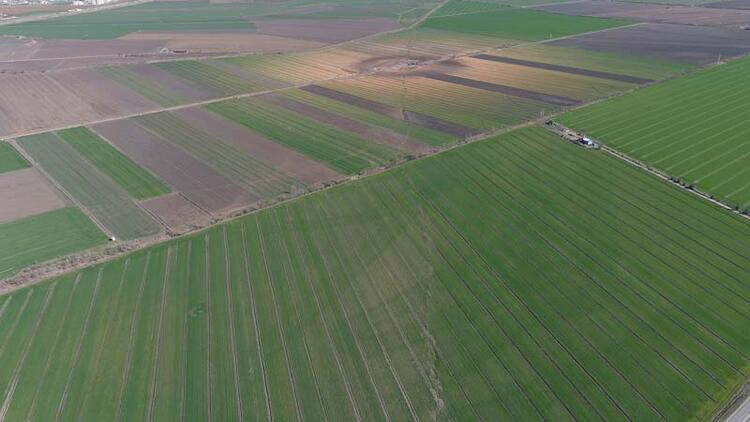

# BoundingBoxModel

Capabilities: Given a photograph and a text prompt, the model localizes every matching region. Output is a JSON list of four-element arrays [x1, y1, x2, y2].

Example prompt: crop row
[[0, 126, 746, 420], [560, 55, 750, 209]]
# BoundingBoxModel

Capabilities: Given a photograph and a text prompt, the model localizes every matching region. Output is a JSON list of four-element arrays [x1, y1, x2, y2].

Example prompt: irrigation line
[[146, 246, 173, 422], [270, 211, 329, 421], [115, 252, 152, 422], [255, 219, 304, 421], [282, 208, 363, 422], [449, 151, 713, 407], [203, 233, 214, 422], [373, 179, 606, 420], [239, 223, 273, 422], [463, 144, 726, 395], [477, 140, 749, 376], [221, 228, 245, 422], [299, 203, 391, 422], [0, 282, 56, 422], [179, 241, 192, 421], [76, 259, 132, 420], [55, 268, 103, 422], [315, 201, 420, 421]]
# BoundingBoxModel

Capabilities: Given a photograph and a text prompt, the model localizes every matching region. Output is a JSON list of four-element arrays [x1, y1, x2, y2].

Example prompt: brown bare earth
[[172, 106, 343, 184], [0, 72, 99, 137], [552, 23, 750, 64], [535, 1, 750, 27], [418, 72, 581, 106], [473, 54, 653, 84], [92, 119, 255, 213], [0, 4, 70, 16], [0, 167, 66, 223], [140, 192, 211, 231], [253, 18, 400, 43], [258, 93, 433, 153], [49, 67, 158, 115], [119, 31, 324, 53], [301, 84, 480, 137]]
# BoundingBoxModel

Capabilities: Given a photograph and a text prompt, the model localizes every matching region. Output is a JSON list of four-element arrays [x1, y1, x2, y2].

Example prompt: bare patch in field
[[0, 167, 66, 223], [119, 32, 324, 53], [535, 1, 750, 26], [141, 192, 211, 232], [0, 72, 99, 138], [92, 119, 255, 213], [552, 23, 750, 64], [253, 18, 400, 43], [259, 93, 433, 153], [172, 107, 343, 184], [49, 68, 158, 115]]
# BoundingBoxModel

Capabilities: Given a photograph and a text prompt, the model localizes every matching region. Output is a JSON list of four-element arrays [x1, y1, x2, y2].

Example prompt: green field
[[0, 1, 262, 39], [421, 9, 631, 41], [0, 126, 746, 420], [58, 127, 170, 200], [0, 142, 29, 174], [133, 112, 302, 198], [496, 43, 693, 80], [97, 66, 190, 107], [155, 61, 269, 97], [282, 88, 455, 146], [17, 133, 161, 240], [431, 0, 508, 17], [559, 56, 750, 211], [0, 208, 105, 279], [206, 98, 401, 174]]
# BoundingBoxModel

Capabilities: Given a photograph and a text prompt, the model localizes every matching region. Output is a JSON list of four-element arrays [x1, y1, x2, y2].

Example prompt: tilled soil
[[92, 119, 255, 213], [172, 106, 343, 184], [140, 192, 211, 232], [551, 23, 750, 64], [119, 31, 324, 54], [258, 93, 433, 153], [49, 67, 158, 116], [0, 167, 66, 223], [704, 0, 750, 9]]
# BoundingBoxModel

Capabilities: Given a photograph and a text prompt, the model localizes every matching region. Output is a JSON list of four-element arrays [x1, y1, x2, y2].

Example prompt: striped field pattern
[[0, 127, 747, 421]]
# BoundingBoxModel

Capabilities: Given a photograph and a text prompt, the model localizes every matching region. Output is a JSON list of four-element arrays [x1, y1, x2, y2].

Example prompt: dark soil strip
[[704, 0, 750, 9], [300, 85, 481, 138], [258, 93, 432, 154], [474, 54, 654, 84], [420, 72, 581, 107]]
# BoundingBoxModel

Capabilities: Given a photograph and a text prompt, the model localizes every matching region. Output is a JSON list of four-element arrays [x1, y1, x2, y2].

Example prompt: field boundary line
[[282, 208, 364, 422], [271, 212, 329, 420], [255, 219, 304, 421], [299, 203, 392, 421], [466, 144, 726, 397], [315, 201, 420, 421], [178, 241, 191, 421], [75, 259, 131, 420], [54, 267, 103, 422], [0, 282, 56, 422], [24, 274, 80, 420], [221, 228, 245, 422], [115, 252, 151, 422], [239, 223, 273, 421], [453, 150, 711, 409], [8, 138, 116, 239], [146, 246, 172, 422], [203, 233, 213, 422]]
